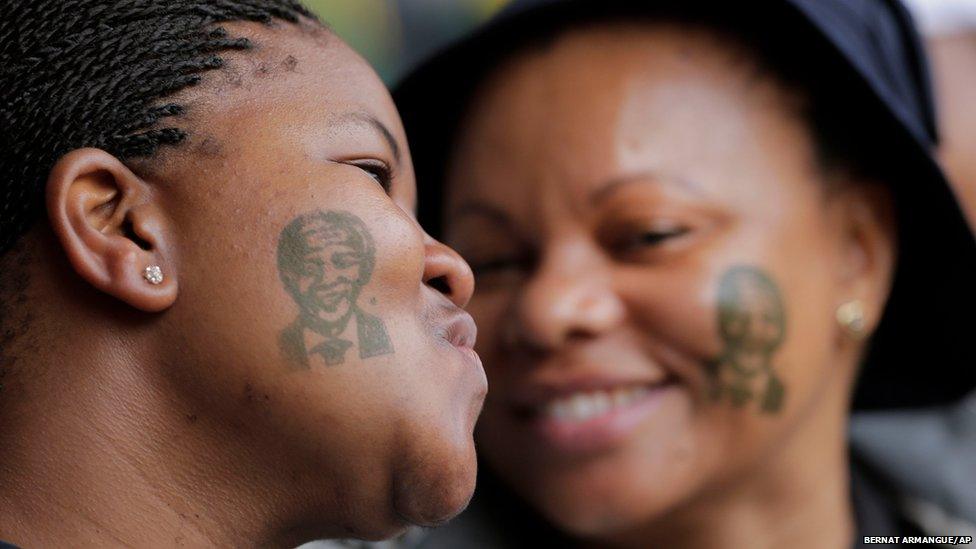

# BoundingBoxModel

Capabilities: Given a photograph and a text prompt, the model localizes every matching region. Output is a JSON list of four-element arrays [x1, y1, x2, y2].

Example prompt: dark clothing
[[852, 455, 939, 548]]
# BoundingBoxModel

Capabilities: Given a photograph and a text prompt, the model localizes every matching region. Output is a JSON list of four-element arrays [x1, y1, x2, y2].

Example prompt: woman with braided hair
[[0, 1, 487, 546]]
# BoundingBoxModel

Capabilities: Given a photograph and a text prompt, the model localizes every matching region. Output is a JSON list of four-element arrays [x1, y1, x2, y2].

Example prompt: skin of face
[[146, 23, 487, 539], [0, 21, 486, 545], [444, 23, 894, 545]]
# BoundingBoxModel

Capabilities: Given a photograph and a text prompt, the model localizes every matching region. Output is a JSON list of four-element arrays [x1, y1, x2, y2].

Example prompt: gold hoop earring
[[836, 300, 866, 339]]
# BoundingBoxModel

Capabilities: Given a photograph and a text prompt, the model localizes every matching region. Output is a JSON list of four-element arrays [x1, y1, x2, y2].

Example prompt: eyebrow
[[589, 172, 705, 205], [448, 202, 514, 229], [450, 173, 704, 226], [335, 111, 402, 165]]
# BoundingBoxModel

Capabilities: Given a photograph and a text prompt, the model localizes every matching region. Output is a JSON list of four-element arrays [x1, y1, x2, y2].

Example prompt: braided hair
[[0, 0, 318, 256]]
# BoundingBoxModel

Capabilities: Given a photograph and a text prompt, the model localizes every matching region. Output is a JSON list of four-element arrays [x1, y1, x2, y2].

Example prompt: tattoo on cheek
[[276, 210, 394, 370], [705, 265, 787, 414]]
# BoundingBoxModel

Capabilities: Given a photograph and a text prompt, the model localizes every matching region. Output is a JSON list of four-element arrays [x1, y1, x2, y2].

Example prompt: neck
[[607, 371, 855, 549], [0, 337, 253, 547], [0, 254, 322, 548]]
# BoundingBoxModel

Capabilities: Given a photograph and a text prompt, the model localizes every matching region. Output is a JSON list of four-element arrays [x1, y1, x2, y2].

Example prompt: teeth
[[551, 400, 571, 420], [612, 389, 630, 407], [541, 386, 651, 422]]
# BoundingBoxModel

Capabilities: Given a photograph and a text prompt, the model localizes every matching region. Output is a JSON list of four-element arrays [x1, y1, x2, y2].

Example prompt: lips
[[437, 311, 487, 394], [538, 385, 653, 422], [441, 312, 478, 349], [508, 375, 681, 455], [436, 311, 488, 420]]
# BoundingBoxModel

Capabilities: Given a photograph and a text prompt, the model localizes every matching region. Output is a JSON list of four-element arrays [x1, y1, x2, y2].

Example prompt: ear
[[830, 183, 897, 336], [46, 148, 177, 312]]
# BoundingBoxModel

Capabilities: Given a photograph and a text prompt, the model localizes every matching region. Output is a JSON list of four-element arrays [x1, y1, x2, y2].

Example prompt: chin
[[518, 460, 699, 541], [392, 437, 479, 528], [541, 497, 650, 540], [350, 523, 413, 543]]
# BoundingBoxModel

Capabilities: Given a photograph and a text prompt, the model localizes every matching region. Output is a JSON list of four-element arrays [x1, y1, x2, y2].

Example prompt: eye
[[466, 254, 534, 291], [469, 257, 525, 277], [348, 160, 392, 194], [633, 227, 690, 246], [605, 224, 692, 258]]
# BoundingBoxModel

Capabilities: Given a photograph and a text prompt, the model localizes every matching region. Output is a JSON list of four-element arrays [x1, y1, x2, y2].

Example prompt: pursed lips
[[439, 311, 478, 349], [436, 309, 488, 409]]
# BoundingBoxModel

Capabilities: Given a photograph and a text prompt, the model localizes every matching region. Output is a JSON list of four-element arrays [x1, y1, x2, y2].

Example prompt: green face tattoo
[[276, 210, 394, 369], [707, 266, 787, 413]]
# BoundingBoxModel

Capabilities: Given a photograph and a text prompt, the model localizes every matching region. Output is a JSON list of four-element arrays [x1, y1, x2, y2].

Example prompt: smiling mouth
[[509, 377, 681, 454], [515, 380, 674, 421], [535, 385, 656, 422]]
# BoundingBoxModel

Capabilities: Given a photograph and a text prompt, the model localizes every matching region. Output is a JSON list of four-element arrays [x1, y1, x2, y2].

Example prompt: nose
[[423, 235, 475, 308], [509, 242, 625, 352]]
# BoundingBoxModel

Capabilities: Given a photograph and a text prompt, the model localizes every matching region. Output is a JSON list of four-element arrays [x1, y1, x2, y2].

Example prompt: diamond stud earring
[[143, 265, 164, 285], [836, 300, 866, 338]]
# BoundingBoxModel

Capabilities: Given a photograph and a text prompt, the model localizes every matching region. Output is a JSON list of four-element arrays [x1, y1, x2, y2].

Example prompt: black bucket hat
[[395, 0, 976, 410]]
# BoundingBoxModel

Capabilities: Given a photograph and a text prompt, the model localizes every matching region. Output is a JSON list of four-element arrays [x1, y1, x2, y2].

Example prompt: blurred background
[[303, 0, 511, 84]]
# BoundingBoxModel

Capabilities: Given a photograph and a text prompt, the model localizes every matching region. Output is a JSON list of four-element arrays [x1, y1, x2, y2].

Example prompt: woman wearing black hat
[[395, 0, 976, 546]]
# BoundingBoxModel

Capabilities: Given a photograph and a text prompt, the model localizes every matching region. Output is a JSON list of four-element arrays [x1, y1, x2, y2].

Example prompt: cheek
[[619, 251, 834, 467], [772, 264, 840, 403], [365, 213, 425, 306], [467, 288, 516, 375], [621, 264, 722, 379], [161, 184, 427, 399], [764, 220, 845, 394]]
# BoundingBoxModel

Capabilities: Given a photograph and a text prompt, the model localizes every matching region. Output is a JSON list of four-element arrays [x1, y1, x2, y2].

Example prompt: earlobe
[[833, 184, 896, 337], [46, 148, 177, 312]]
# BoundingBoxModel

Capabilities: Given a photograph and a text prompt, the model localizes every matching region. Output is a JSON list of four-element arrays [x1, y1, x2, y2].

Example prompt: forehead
[[447, 22, 813, 220], [215, 22, 402, 142], [156, 20, 416, 206]]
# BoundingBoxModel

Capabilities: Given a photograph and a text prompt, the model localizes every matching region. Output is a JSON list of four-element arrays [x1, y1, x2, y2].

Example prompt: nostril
[[427, 275, 452, 296]]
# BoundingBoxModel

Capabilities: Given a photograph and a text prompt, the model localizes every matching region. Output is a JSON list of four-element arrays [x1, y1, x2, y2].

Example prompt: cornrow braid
[[0, 0, 319, 255]]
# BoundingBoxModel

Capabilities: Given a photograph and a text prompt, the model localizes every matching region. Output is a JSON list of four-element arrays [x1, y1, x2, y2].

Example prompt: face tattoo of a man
[[277, 210, 394, 368], [709, 266, 787, 412]]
